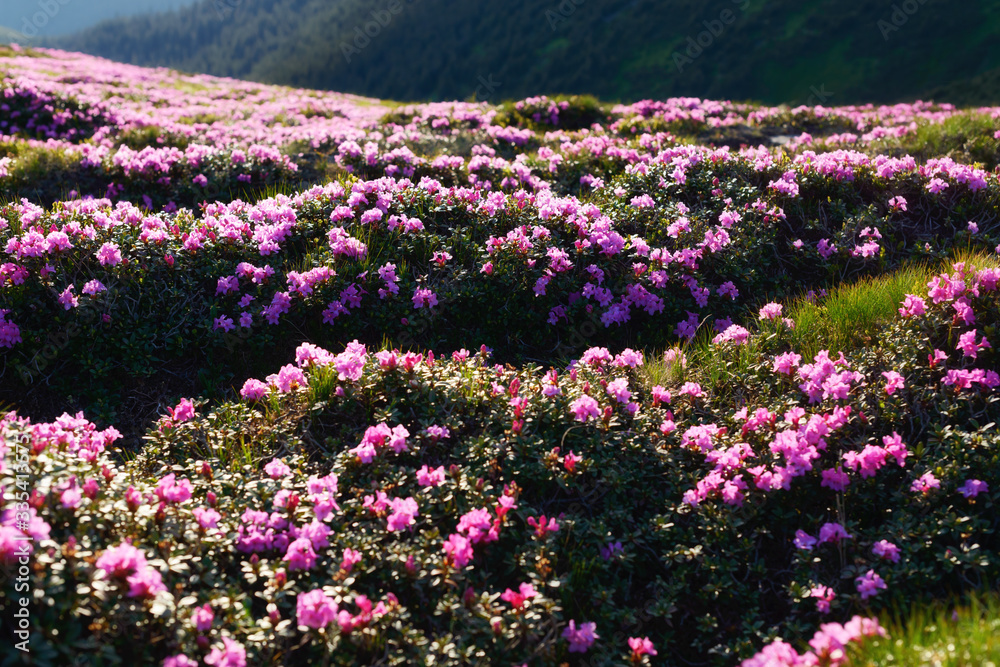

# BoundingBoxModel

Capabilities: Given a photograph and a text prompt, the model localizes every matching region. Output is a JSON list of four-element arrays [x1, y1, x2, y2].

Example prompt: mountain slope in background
[[46, 0, 1000, 105], [0, 0, 196, 38]]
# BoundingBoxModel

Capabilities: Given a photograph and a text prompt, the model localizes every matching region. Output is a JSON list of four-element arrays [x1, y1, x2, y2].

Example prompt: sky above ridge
[[0, 0, 198, 38]]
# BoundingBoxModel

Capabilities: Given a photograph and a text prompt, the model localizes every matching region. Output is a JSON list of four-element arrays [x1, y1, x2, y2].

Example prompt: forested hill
[[46, 0, 1000, 105]]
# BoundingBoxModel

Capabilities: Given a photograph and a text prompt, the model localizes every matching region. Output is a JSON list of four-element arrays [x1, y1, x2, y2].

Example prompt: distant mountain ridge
[[44, 0, 1000, 105]]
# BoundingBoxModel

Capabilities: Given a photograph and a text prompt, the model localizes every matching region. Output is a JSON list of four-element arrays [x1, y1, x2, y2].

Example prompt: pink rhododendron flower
[[96, 242, 122, 266], [958, 479, 989, 498], [501, 582, 538, 609], [264, 458, 291, 479], [193, 507, 221, 530], [855, 570, 887, 599], [872, 540, 900, 563], [204, 637, 246, 667], [386, 497, 419, 531], [155, 474, 193, 503], [678, 382, 703, 398], [570, 395, 600, 421], [412, 287, 438, 309], [882, 371, 904, 395], [956, 330, 990, 359], [772, 351, 802, 375], [563, 620, 598, 653], [240, 378, 269, 400], [898, 294, 926, 317], [911, 471, 940, 494], [809, 585, 836, 613], [127, 566, 166, 598], [341, 548, 362, 572], [191, 603, 214, 632], [164, 655, 199, 667], [267, 364, 308, 393], [629, 636, 657, 658], [443, 533, 474, 567], [58, 284, 79, 310], [818, 522, 851, 543], [527, 514, 559, 538], [168, 398, 196, 422], [416, 465, 446, 487], [284, 538, 318, 571], [759, 302, 783, 320], [296, 589, 339, 629]]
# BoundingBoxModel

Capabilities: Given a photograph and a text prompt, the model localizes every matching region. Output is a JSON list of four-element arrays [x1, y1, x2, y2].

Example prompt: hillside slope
[[46, 0, 1000, 104]]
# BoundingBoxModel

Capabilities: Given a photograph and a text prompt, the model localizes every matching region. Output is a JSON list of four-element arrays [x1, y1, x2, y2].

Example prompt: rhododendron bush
[[1, 47, 1000, 666]]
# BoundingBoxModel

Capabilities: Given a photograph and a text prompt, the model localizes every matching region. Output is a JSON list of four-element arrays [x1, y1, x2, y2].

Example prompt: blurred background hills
[[2, 0, 999, 105]]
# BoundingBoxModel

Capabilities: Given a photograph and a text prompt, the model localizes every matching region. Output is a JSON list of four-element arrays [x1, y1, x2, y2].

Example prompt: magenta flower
[[678, 382, 703, 398], [155, 473, 193, 504], [882, 371, 905, 395], [204, 637, 246, 667], [341, 548, 362, 572], [127, 566, 166, 598], [772, 351, 802, 375], [500, 582, 538, 609], [956, 330, 990, 359], [58, 285, 79, 310], [759, 302, 783, 320], [416, 465, 446, 487], [96, 242, 122, 266], [443, 533, 474, 567], [168, 398, 196, 422], [926, 177, 949, 193], [164, 656, 198, 667], [562, 620, 598, 653], [191, 603, 214, 632], [820, 468, 850, 492], [570, 395, 600, 422], [527, 515, 559, 539], [872, 540, 901, 563], [818, 522, 851, 544], [606, 378, 632, 404], [911, 471, 940, 494], [284, 538, 318, 571], [82, 279, 107, 295], [412, 287, 438, 309], [267, 364, 307, 392], [193, 507, 220, 530], [958, 479, 989, 498], [808, 585, 836, 613], [240, 378, 269, 400], [386, 496, 419, 532], [628, 636, 657, 657], [855, 569, 887, 600], [898, 294, 926, 317], [888, 195, 907, 211], [264, 458, 291, 479], [296, 589, 339, 629]]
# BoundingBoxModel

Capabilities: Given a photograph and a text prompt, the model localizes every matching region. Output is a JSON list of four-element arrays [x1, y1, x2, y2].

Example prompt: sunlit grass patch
[[849, 591, 1000, 666]]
